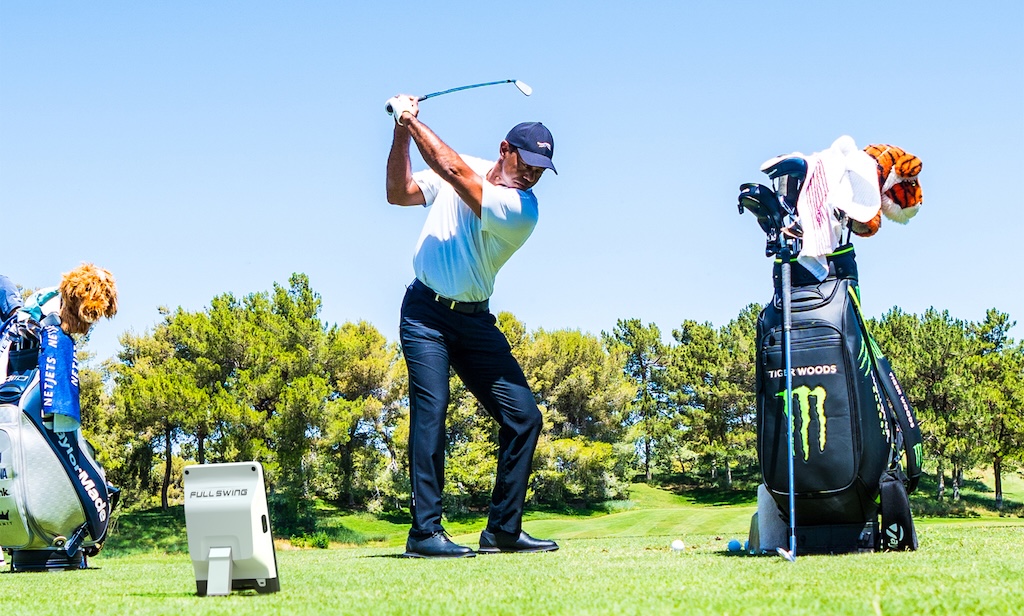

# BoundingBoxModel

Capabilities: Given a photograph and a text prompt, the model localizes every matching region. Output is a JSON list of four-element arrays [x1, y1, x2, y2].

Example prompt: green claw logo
[[777, 385, 828, 461], [857, 341, 872, 377]]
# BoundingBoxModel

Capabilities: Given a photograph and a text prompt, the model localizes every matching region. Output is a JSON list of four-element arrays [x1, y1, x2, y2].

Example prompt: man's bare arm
[[403, 115, 484, 218], [386, 122, 426, 206]]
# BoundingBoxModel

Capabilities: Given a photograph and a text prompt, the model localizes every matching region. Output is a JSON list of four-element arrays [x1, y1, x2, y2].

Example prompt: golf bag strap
[[870, 354, 923, 492], [847, 286, 924, 492], [879, 469, 918, 551]]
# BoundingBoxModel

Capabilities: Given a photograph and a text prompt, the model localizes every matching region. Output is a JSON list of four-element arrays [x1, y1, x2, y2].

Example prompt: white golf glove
[[385, 95, 417, 126]]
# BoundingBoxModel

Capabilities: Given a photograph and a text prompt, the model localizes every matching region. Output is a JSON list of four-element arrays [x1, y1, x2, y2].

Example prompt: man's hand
[[385, 94, 419, 126]]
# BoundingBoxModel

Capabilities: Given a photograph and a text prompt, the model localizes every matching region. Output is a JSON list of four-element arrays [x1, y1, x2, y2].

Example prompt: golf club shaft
[[418, 79, 514, 101], [385, 79, 527, 115], [781, 246, 797, 561]]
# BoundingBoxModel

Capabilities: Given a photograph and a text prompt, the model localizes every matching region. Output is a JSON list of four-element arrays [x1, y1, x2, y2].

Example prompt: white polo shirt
[[412, 155, 538, 302]]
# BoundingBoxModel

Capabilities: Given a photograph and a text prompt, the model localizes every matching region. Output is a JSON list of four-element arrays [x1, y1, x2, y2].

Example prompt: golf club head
[[761, 156, 808, 213], [776, 547, 796, 562], [738, 183, 785, 256], [513, 80, 533, 96]]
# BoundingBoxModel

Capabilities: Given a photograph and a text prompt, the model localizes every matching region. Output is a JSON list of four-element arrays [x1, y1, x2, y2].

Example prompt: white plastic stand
[[756, 483, 788, 553], [206, 547, 233, 596]]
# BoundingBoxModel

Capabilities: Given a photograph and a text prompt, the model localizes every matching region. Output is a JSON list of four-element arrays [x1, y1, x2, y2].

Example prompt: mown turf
[[3, 523, 1023, 615], [9, 479, 1023, 614]]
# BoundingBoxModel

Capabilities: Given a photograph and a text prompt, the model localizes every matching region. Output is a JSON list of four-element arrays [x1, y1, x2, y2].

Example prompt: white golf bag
[[0, 321, 118, 571]]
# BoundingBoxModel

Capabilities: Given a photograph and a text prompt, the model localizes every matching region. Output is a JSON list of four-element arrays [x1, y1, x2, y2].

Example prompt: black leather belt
[[412, 279, 490, 314]]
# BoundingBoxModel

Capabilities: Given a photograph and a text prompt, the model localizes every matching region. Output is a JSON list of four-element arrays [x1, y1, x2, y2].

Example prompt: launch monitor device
[[183, 461, 280, 596]]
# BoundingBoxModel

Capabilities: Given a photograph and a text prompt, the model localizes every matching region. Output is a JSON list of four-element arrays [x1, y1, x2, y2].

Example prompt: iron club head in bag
[[738, 183, 786, 256], [761, 156, 808, 215]]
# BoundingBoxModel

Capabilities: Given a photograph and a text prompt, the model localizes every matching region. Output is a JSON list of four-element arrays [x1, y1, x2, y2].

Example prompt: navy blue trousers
[[400, 280, 542, 539]]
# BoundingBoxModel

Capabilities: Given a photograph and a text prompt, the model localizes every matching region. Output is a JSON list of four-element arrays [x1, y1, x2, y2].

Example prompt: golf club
[[762, 158, 807, 564], [738, 176, 800, 562], [778, 240, 797, 563], [386, 79, 532, 115]]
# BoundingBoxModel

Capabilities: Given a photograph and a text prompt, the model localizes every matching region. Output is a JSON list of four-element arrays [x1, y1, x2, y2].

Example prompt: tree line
[[76, 274, 1024, 532]]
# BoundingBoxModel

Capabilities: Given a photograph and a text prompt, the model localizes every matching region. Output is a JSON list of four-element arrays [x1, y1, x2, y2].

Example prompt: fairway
[[2, 523, 1023, 615], [3, 509, 1023, 615], [479, 505, 753, 542]]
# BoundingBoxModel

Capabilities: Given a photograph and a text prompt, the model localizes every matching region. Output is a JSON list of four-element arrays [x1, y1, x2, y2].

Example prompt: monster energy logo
[[776, 385, 827, 461], [857, 340, 872, 377]]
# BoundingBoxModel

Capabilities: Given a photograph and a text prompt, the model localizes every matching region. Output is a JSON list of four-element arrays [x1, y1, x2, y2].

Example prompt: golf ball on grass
[[727, 539, 742, 552], [670, 539, 685, 551]]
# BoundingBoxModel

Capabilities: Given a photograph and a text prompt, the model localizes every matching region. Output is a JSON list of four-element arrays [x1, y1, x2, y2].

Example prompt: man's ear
[[499, 140, 512, 158]]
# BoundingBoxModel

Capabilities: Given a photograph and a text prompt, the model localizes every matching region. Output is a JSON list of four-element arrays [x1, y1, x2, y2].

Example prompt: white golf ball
[[670, 539, 685, 551]]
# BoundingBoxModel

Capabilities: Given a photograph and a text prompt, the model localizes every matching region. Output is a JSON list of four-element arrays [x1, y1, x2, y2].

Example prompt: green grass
[[911, 468, 1024, 519], [4, 523, 1024, 615], [101, 506, 189, 556], [7, 481, 1024, 614]]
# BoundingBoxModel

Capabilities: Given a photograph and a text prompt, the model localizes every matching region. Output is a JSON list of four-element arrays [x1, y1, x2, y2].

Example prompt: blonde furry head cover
[[59, 263, 118, 335]]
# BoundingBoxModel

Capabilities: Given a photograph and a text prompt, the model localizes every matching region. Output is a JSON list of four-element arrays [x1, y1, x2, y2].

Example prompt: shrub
[[269, 490, 317, 536], [290, 530, 330, 549], [530, 437, 631, 507]]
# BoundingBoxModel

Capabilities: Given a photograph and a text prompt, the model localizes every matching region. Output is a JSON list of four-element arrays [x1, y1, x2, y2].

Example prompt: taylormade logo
[[886, 522, 904, 548], [189, 488, 249, 498], [536, 141, 551, 151], [768, 364, 838, 379], [56, 431, 108, 522]]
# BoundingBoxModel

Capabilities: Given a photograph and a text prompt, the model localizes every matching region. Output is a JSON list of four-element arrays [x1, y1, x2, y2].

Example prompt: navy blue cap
[[505, 122, 556, 174]]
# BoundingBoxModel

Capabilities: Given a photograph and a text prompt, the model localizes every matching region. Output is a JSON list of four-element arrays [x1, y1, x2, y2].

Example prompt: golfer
[[385, 94, 558, 558]]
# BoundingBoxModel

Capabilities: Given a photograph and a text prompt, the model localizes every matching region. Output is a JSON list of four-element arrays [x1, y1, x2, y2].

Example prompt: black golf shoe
[[403, 531, 476, 559], [478, 529, 559, 554]]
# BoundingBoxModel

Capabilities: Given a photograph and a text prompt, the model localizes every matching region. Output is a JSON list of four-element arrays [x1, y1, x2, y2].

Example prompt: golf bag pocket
[[756, 247, 892, 528], [760, 321, 859, 496], [0, 418, 32, 547], [879, 469, 918, 551]]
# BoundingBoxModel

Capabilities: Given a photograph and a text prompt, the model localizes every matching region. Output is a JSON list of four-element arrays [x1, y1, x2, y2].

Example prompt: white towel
[[795, 156, 838, 279], [794, 136, 882, 279], [820, 135, 882, 224]]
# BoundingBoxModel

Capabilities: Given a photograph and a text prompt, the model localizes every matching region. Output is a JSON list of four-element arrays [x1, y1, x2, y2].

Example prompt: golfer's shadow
[[364, 551, 483, 559]]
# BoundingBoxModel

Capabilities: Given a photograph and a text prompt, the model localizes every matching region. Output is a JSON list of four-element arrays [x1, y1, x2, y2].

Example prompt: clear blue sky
[[2, 1, 1022, 364]]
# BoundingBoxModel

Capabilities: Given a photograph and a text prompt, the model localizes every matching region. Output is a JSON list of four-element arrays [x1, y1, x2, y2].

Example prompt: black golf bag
[[0, 317, 119, 571], [755, 245, 923, 553]]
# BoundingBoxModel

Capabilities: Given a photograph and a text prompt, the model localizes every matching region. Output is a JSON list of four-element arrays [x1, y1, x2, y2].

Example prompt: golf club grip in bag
[[756, 246, 893, 530]]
